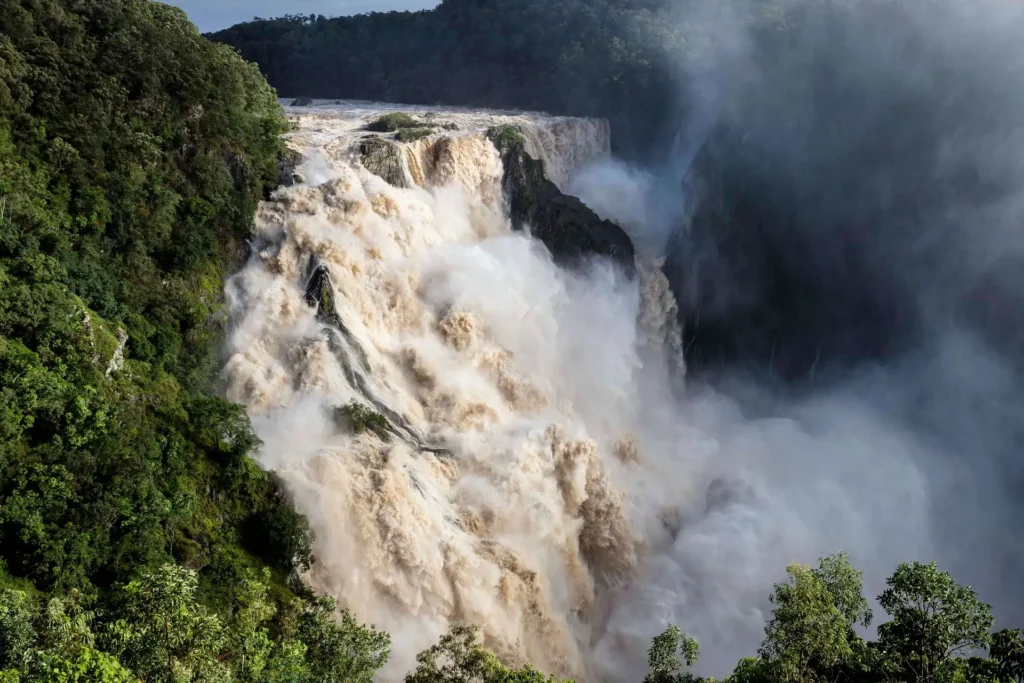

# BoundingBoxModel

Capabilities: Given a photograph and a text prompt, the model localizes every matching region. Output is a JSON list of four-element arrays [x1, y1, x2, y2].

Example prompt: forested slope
[[207, 0, 742, 159], [0, 1, 392, 679]]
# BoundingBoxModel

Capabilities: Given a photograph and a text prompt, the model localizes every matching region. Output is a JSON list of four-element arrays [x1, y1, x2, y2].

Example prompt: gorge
[[222, 100, 1007, 680]]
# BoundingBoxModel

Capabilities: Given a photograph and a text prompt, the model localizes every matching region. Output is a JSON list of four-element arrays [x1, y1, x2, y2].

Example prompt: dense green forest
[[207, 0, 754, 159], [0, 0, 390, 678]]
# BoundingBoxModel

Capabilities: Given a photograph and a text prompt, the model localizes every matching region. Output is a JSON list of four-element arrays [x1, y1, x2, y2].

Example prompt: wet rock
[[276, 147, 305, 188], [359, 137, 409, 188], [663, 124, 916, 381], [291, 96, 314, 106], [488, 125, 635, 277]]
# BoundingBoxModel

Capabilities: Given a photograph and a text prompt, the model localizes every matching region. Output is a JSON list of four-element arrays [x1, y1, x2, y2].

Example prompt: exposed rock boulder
[[303, 258, 343, 330], [291, 96, 314, 106], [359, 137, 409, 188], [275, 147, 305, 189], [487, 125, 635, 277]]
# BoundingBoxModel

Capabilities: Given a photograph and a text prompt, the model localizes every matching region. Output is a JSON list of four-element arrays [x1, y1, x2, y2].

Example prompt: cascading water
[[224, 102, 680, 680], [223, 101, 937, 681]]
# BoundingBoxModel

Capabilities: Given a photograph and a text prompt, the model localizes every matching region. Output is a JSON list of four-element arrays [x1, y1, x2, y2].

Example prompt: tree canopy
[[207, 0, 710, 159]]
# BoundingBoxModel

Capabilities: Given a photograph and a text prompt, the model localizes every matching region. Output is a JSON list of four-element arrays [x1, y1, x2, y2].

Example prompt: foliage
[[644, 625, 701, 683], [991, 630, 1024, 683], [0, 590, 35, 670], [1, 564, 389, 683], [487, 126, 526, 155], [706, 553, 1013, 683], [367, 113, 422, 132], [26, 648, 137, 683], [395, 127, 435, 142], [101, 564, 229, 682], [877, 562, 995, 683], [337, 401, 392, 441], [0, 0, 311, 603], [405, 626, 571, 683], [758, 561, 857, 683], [811, 552, 872, 630], [287, 594, 390, 683], [0, 3, 390, 682]]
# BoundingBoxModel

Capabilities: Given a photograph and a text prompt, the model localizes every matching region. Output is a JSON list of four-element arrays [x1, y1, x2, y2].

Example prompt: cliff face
[[663, 122, 919, 382], [488, 125, 636, 277]]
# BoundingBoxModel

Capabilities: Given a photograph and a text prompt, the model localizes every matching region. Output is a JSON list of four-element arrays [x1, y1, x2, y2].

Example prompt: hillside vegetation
[[207, 0, 742, 159], [0, 0, 392, 679]]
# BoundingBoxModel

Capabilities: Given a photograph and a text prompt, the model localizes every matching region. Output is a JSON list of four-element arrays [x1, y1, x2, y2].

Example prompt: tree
[[406, 626, 502, 683], [644, 625, 702, 683], [758, 554, 869, 683], [811, 552, 872, 630], [36, 592, 96, 659], [292, 595, 390, 683], [405, 626, 570, 683], [101, 564, 229, 683], [991, 630, 1024, 683], [0, 590, 36, 671], [877, 562, 995, 683], [225, 572, 276, 682], [24, 648, 137, 683], [726, 658, 772, 683]]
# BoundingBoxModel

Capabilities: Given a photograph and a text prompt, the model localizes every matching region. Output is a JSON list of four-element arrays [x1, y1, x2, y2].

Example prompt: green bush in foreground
[[0, 564, 390, 683]]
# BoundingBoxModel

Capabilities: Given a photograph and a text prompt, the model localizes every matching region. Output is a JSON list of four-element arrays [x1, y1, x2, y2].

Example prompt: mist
[[221, 3, 1024, 681], [564, 0, 1024, 675]]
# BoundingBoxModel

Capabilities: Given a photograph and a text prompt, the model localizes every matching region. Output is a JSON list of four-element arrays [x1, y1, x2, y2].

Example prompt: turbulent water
[[223, 101, 935, 680], [225, 101, 670, 679]]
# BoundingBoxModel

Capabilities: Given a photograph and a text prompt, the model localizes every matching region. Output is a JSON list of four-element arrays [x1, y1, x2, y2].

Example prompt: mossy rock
[[359, 137, 409, 188], [487, 124, 526, 154], [395, 127, 434, 143], [335, 401, 391, 440], [366, 112, 421, 132]]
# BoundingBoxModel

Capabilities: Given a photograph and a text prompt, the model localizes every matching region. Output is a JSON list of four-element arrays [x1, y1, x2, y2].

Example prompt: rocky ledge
[[487, 125, 635, 277]]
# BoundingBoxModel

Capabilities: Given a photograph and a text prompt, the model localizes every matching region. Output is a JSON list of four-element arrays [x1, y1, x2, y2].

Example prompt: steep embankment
[[0, 4, 393, 681], [0, 0, 298, 597], [224, 101, 683, 680]]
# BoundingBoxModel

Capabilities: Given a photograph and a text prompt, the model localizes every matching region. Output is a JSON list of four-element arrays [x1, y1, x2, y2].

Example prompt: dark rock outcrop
[[276, 148, 305, 189], [304, 257, 452, 455], [663, 122, 919, 382], [291, 96, 314, 106], [487, 125, 635, 277], [359, 137, 409, 188]]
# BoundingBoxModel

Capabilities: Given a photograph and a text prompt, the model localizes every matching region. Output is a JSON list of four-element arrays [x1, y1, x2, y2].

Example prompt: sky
[[169, 0, 439, 34]]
